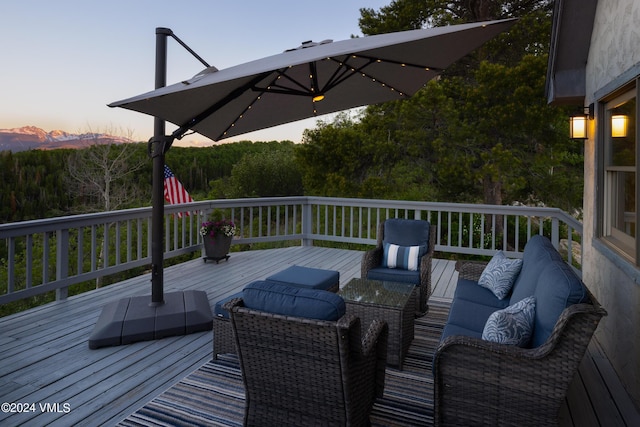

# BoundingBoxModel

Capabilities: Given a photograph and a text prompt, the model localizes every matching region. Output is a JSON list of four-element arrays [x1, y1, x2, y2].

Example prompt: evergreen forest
[[0, 140, 303, 223]]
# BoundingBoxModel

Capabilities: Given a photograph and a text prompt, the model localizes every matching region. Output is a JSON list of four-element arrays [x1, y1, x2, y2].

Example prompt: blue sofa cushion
[[454, 278, 512, 309], [382, 242, 426, 271], [265, 265, 339, 291], [482, 296, 536, 347], [383, 218, 430, 249], [510, 235, 563, 304], [478, 251, 523, 300], [530, 261, 589, 347], [441, 323, 483, 342], [366, 266, 420, 285], [242, 281, 346, 321], [445, 297, 509, 336], [439, 281, 510, 346]]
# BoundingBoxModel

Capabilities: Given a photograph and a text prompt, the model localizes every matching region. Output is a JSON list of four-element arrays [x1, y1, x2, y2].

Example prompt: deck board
[[579, 344, 625, 426], [0, 246, 637, 426]]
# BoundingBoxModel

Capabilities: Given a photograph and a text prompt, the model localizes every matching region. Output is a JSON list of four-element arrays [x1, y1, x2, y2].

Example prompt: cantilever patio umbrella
[[91, 18, 516, 349], [110, 19, 516, 142]]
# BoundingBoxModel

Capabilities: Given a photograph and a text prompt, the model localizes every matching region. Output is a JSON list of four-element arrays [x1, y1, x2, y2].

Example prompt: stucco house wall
[[583, 0, 640, 407]]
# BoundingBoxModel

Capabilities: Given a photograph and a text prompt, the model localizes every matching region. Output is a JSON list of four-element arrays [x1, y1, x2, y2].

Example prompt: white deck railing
[[0, 197, 582, 305]]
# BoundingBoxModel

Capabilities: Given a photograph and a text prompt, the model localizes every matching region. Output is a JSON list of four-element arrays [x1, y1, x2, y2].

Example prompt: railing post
[[56, 229, 69, 301], [302, 199, 313, 246], [7, 237, 15, 294], [551, 217, 560, 248]]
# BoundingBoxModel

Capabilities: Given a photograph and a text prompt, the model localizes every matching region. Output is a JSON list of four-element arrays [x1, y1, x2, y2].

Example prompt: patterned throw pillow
[[478, 251, 523, 299], [382, 242, 425, 271], [482, 296, 536, 347]]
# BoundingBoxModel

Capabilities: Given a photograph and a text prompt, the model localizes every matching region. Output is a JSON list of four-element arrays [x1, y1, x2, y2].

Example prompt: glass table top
[[338, 278, 415, 308]]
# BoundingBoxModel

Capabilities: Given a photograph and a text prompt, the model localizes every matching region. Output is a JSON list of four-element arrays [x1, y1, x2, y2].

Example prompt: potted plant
[[201, 217, 237, 263]]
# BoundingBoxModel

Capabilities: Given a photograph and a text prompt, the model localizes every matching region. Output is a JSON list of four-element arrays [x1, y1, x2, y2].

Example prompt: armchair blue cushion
[[366, 266, 420, 285], [383, 218, 431, 248], [242, 280, 346, 321]]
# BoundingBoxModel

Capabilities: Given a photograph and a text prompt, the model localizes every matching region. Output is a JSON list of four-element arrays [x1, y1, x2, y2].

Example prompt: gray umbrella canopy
[[109, 19, 516, 142]]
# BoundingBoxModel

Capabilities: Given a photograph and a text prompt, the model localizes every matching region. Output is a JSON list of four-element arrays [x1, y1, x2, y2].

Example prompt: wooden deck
[[0, 246, 638, 426]]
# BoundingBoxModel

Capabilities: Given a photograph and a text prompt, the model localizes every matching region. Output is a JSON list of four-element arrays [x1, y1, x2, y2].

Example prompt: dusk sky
[[1, 0, 390, 145]]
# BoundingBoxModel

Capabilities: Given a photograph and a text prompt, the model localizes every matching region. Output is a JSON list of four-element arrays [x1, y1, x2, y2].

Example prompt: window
[[601, 84, 638, 263]]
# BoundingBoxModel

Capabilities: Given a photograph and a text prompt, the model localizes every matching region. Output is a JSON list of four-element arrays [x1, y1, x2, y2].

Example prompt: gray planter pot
[[203, 235, 232, 263]]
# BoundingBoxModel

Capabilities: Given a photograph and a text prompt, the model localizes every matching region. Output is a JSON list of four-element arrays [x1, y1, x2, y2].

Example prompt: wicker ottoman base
[[213, 316, 235, 360]]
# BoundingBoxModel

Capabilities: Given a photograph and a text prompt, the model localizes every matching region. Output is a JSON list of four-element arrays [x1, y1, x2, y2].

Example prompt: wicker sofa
[[362, 219, 436, 315], [433, 235, 606, 426], [226, 281, 388, 426]]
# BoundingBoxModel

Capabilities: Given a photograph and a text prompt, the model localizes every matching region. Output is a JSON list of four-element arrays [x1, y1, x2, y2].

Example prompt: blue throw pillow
[[482, 296, 536, 347], [382, 242, 425, 271], [478, 251, 523, 300]]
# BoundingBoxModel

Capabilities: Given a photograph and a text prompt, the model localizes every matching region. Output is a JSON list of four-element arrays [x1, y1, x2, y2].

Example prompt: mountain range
[[0, 126, 133, 152]]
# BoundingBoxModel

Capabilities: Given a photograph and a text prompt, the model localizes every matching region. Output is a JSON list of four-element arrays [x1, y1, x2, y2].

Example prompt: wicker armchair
[[433, 261, 607, 426], [226, 298, 388, 427], [361, 219, 436, 315]]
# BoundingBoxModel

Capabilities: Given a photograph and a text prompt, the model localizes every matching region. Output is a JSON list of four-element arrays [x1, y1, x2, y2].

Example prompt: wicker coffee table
[[338, 278, 416, 369]]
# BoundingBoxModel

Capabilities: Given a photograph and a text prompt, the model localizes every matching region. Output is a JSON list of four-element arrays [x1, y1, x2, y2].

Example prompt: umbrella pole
[[150, 28, 171, 306]]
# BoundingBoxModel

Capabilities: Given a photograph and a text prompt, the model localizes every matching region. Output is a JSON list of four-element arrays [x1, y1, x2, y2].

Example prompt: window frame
[[597, 79, 640, 265]]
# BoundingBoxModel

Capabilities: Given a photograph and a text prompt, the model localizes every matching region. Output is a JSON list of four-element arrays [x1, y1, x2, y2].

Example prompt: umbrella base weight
[[88, 290, 212, 349]]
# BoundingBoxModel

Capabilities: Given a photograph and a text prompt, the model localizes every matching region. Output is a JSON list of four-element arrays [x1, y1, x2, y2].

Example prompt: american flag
[[163, 165, 193, 216]]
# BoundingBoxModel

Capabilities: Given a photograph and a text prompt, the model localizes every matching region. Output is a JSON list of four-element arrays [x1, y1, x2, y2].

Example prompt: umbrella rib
[[356, 54, 444, 72], [173, 72, 271, 140], [323, 56, 372, 91], [250, 68, 312, 96], [217, 71, 295, 139], [317, 55, 355, 94], [309, 61, 322, 98], [215, 90, 264, 140], [322, 57, 396, 96], [324, 54, 441, 96], [270, 68, 314, 95], [255, 87, 313, 97]]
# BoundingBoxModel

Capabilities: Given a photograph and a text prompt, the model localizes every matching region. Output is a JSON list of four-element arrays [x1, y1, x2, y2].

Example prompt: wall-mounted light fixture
[[611, 114, 628, 138], [569, 103, 594, 140], [570, 116, 588, 139]]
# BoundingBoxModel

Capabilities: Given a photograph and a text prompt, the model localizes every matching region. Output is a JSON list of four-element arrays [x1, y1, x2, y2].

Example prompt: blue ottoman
[[265, 265, 340, 293]]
